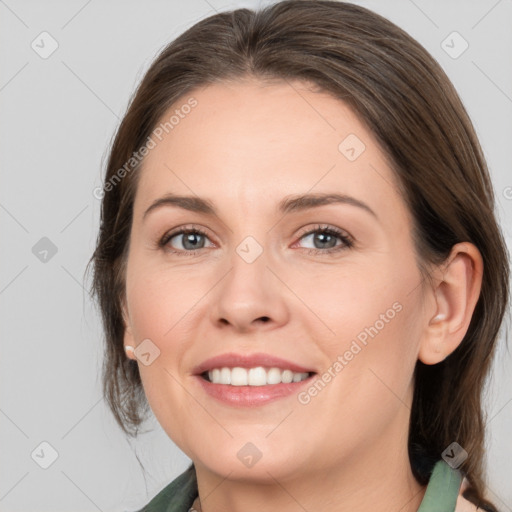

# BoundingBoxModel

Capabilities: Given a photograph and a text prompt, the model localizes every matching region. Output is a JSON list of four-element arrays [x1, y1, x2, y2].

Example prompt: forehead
[[134, 79, 407, 225]]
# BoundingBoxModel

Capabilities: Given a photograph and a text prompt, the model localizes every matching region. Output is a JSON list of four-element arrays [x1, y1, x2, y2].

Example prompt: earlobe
[[123, 336, 137, 360], [121, 300, 137, 360], [124, 345, 136, 359], [418, 242, 483, 365]]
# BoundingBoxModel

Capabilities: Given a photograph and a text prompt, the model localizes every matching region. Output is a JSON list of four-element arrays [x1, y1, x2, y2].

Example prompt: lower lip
[[194, 374, 315, 407]]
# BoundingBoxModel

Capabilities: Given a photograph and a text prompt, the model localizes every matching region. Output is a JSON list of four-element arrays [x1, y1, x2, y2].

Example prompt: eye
[[295, 224, 353, 254], [159, 226, 214, 255], [157, 224, 353, 256]]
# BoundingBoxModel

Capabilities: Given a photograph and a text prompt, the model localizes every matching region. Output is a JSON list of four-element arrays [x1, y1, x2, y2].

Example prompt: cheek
[[301, 292, 421, 439], [311, 255, 422, 384], [295, 262, 406, 341], [125, 261, 209, 344], [124, 267, 205, 445]]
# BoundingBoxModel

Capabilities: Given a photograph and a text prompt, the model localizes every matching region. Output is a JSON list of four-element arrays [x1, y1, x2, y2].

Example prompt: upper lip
[[192, 352, 316, 375]]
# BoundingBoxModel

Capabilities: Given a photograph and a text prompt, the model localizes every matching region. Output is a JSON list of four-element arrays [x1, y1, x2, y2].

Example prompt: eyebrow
[[142, 192, 378, 220]]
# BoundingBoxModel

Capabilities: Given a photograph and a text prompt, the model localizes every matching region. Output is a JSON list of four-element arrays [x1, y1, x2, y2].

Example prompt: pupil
[[180, 232, 337, 250], [315, 232, 335, 249], [184, 233, 204, 250]]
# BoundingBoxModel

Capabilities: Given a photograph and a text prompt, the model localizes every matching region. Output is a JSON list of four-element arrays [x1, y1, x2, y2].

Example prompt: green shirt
[[135, 459, 462, 512]]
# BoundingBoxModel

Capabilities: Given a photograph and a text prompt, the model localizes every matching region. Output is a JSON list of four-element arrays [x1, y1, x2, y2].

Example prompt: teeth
[[232, 367, 248, 386], [206, 367, 310, 386]]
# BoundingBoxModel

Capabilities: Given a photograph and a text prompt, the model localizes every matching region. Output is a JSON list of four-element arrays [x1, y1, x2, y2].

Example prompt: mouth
[[200, 367, 316, 386], [192, 352, 317, 407]]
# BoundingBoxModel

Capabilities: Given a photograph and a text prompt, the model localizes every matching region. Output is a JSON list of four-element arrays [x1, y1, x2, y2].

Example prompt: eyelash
[[157, 224, 354, 257]]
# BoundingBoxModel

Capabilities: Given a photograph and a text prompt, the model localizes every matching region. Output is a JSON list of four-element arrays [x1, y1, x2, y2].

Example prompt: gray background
[[1, 0, 511, 510]]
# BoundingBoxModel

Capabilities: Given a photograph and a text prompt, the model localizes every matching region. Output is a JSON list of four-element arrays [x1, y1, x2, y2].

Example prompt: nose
[[209, 246, 290, 333]]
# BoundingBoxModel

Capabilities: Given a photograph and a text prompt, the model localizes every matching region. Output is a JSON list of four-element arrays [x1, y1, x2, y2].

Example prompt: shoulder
[[133, 464, 198, 512]]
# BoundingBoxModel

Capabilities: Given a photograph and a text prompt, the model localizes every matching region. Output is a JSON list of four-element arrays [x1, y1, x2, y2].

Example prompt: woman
[[88, 1, 509, 511]]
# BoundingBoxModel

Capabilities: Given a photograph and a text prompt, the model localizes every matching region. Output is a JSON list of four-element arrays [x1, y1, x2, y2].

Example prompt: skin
[[122, 79, 483, 512]]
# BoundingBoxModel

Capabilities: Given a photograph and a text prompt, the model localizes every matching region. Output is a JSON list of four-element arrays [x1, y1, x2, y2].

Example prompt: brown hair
[[87, 1, 509, 509]]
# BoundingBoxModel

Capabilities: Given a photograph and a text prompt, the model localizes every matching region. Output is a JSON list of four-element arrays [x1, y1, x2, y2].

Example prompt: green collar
[[136, 459, 462, 512], [136, 464, 197, 512], [417, 459, 462, 512]]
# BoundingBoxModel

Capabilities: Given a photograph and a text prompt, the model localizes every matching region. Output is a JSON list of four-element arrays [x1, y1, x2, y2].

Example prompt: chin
[[192, 440, 305, 482]]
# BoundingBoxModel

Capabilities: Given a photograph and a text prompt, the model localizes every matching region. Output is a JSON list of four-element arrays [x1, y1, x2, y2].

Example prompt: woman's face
[[122, 79, 432, 481]]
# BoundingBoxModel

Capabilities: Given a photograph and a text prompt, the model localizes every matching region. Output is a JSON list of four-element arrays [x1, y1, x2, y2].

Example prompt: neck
[[192, 420, 426, 512], [192, 378, 427, 512]]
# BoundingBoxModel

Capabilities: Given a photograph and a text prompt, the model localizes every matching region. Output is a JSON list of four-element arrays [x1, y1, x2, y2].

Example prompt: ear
[[418, 242, 483, 365], [121, 298, 137, 361]]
